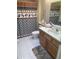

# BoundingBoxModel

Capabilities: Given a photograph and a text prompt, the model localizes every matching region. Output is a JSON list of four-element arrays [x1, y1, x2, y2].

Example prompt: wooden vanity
[[39, 28, 61, 59]]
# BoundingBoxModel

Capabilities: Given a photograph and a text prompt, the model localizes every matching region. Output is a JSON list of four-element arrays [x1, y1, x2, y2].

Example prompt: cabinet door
[[47, 40, 58, 59], [39, 31, 47, 48], [40, 36, 47, 48]]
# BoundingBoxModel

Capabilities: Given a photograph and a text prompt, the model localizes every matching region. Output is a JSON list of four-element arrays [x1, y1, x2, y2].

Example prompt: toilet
[[32, 31, 39, 39]]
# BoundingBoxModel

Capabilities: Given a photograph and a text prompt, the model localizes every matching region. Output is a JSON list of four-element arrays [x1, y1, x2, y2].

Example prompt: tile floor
[[17, 36, 40, 59]]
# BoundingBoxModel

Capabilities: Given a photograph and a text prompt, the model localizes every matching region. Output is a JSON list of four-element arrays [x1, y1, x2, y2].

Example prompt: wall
[[37, 0, 60, 24]]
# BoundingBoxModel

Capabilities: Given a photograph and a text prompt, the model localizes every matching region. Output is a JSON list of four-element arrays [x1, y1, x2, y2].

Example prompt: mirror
[[49, 1, 61, 26]]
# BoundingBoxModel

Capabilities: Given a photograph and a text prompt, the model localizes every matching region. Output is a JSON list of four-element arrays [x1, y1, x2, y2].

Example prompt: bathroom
[[17, 0, 61, 59]]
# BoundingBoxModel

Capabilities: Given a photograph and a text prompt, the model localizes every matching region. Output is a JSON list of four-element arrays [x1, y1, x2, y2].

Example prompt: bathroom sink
[[44, 23, 61, 34], [39, 26, 61, 41], [47, 26, 61, 34]]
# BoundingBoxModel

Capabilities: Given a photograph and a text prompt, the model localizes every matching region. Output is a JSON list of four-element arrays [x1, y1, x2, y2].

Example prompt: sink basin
[[47, 27, 61, 34], [44, 24, 61, 34]]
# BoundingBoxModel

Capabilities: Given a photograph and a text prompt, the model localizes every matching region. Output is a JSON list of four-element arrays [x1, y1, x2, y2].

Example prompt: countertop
[[39, 26, 61, 42]]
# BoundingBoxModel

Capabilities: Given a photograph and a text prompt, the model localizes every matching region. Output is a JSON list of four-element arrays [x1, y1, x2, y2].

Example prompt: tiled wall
[[49, 10, 61, 25], [17, 8, 38, 38], [17, 18, 38, 38]]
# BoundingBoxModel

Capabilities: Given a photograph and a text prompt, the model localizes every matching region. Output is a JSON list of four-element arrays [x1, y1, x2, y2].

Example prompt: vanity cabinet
[[39, 30, 60, 59]]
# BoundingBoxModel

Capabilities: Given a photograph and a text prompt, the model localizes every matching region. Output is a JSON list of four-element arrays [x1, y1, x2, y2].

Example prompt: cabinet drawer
[[47, 40, 58, 58]]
